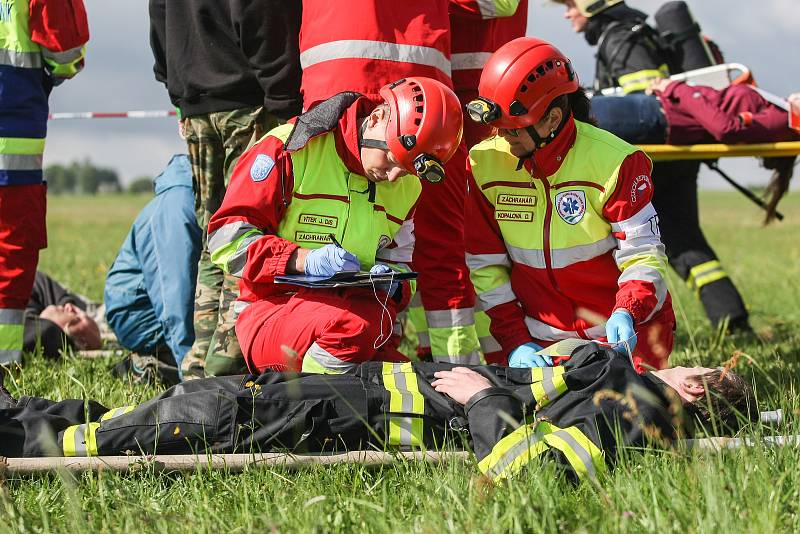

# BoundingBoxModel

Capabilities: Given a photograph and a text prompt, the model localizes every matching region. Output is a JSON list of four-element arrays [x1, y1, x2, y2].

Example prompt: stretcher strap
[[382, 362, 425, 447], [638, 141, 800, 161]]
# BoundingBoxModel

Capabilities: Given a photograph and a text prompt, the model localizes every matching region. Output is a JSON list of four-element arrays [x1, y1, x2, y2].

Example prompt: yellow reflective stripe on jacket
[[0, 137, 45, 155], [479, 420, 604, 481], [687, 260, 728, 293], [42, 45, 86, 79], [476, 0, 521, 18], [618, 65, 669, 94], [62, 422, 100, 457], [541, 424, 606, 479], [382, 362, 425, 447], [209, 221, 262, 276], [99, 406, 135, 422], [530, 366, 568, 408], [478, 422, 550, 480]]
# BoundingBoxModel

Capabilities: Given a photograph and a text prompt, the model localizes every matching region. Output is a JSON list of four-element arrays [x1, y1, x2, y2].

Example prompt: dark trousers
[[652, 161, 749, 328]]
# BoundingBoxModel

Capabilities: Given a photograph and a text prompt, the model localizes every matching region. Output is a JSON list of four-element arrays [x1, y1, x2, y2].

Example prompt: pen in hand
[[328, 233, 343, 249]]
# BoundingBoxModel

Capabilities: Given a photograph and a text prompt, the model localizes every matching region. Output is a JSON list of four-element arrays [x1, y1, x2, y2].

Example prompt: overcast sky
[[46, 0, 799, 188]]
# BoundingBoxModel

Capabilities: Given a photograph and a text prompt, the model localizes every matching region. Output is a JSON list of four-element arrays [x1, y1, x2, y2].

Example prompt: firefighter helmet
[[377, 77, 463, 183], [468, 37, 579, 129], [551, 0, 624, 17]]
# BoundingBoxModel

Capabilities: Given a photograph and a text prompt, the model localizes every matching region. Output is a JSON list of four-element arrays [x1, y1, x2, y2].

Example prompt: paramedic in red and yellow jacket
[[465, 37, 675, 372]]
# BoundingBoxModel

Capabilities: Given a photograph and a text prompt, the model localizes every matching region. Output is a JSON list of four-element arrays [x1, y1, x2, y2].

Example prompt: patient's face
[[40, 303, 102, 350]]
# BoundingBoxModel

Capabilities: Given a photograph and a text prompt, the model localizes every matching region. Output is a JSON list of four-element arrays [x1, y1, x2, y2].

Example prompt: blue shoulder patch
[[250, 154, 275, 182]]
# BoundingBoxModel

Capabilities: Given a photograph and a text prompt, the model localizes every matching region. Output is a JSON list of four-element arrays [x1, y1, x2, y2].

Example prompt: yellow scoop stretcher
[[637, 141, 800, 161]]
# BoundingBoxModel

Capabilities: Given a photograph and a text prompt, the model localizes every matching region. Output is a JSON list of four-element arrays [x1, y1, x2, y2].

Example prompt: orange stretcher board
[[637, 141, 800, 161]]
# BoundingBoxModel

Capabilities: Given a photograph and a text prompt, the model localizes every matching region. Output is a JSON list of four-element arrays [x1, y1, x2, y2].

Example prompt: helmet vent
[[415, 106, 423, 113], [414, 118, 421, 126], [414, 94, 424, 102], [536, 65, 546, 77], [520, 85, 528, 93]]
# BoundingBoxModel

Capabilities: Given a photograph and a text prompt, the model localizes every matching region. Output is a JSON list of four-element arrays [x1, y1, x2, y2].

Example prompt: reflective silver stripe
[[390, 367, 418, 445], [417, 331, 430, 349], [488, 428, 546, 479], [207, 221, 260, 254], [40, 45, 83, 63], [451, 52, 492, 71], [72, 424, 89, 456], [505, 245, 545, 269], [539, 368, 563, 404], [506, 236, 617, 270], [409, 290, 422, 308], [0, 49, 42, 68], [227, 233, 262, 277], [300, 40, 451, 77], [0, 349, 22, 365], [479, 335, 502, 354], [550, 429, 598, 478], [425, 308, 475, 328], [304, 342, 357, 373], [477, 0, 497, 18], [0, 309, 24, 323], [610, 203, 657, 232], [477, 282, 516, 311], [466, 252, 511, 271], [376, 219, 415, 263], [0, 153, 43, 171], [524, 316, 605, 341], [432, 350, 482, 365], [618, 264, 668, 320]]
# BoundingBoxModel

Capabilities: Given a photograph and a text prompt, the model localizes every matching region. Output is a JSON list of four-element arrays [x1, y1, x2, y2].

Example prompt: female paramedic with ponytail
[[464, 37, 676, 372], [206, 77, 464, 374]]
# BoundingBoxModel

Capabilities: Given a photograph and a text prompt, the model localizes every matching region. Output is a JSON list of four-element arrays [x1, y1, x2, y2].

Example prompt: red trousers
[[237, 287, 408, 373], [0, 184, 47, 308]]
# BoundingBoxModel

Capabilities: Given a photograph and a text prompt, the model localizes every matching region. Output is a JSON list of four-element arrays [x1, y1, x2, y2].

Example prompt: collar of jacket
[[334, 96, 375, 177], [523, 115, 578, 178], [154, 154, 193, 195]]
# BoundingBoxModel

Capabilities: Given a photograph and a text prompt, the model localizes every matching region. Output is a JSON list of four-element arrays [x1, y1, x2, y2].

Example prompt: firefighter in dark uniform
[[553, 0, 751, 332], [0, 344, 754, 482]]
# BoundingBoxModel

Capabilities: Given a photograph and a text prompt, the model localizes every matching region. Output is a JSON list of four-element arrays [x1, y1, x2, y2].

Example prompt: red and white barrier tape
[[48, 110, 177, 120]]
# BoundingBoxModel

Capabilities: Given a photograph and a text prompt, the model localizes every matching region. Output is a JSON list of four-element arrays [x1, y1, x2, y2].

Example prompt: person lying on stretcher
[[591, 79, 799, 222], [0, 343, 756, 482]]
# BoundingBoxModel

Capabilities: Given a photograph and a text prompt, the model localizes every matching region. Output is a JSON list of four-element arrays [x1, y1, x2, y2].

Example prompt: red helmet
[[468, 37, 579, 129], [379, 77, 463, 183]]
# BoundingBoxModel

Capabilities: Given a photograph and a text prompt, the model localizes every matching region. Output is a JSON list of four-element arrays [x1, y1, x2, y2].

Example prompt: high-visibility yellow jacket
[[466, 118, 674, 366]]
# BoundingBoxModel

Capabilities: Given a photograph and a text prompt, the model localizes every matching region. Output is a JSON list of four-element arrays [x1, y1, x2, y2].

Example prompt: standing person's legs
[[651, 161, 749, 330], [0, 184, 47, 365], [409, 143, 480, 364], [203, 108, 283, 377], [242, 289, 406, 374]]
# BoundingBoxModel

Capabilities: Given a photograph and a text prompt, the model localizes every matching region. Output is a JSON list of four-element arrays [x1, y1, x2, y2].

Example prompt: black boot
[[0, 366, 18, 409]]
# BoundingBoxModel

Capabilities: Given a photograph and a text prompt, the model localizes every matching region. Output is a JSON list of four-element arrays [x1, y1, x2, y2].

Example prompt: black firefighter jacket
[[0, 344, 683, 481]]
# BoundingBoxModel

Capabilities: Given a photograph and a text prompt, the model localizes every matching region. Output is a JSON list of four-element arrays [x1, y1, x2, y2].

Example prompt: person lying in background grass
[[23, 271, 103, 359], [0, 343, 755, 482]]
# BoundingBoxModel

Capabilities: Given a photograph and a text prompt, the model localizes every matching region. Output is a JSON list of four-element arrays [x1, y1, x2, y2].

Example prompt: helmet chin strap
[[515, 113, 572, 168]]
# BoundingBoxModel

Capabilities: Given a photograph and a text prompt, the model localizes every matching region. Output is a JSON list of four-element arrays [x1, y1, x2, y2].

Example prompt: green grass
[[3, 192, 800, 532]]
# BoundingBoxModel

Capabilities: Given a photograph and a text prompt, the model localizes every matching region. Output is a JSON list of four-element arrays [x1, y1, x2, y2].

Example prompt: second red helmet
[[379, 77, 463, 183], [469, 37, 579, 129]]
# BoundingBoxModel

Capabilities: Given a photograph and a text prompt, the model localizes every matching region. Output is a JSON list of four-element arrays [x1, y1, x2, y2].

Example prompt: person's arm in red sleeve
[[449, 0, 521, 19], [28, 0, 89, 81], [603, 151, 669, 324], [207, 134, 301, 284], [465, 165, 533, 354]]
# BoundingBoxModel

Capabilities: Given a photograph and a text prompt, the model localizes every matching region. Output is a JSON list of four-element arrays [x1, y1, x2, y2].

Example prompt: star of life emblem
[[555, 190, 586, 225]]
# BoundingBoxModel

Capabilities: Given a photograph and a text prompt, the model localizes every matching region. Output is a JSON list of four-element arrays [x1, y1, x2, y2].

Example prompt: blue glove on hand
[[304, 244, 360, 277], [606, 309, 637, 354], [508, 342, 552, 368], [369, 264, 400, 296]]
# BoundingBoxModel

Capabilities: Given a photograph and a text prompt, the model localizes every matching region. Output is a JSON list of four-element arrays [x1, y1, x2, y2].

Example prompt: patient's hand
[[647, 78, 671, 95], [431, 367, 492, 405]]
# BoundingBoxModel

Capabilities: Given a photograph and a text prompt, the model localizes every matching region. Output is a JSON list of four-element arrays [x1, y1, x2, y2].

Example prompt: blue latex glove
[[304, 244, 360, 277], [508, 342, 552, 368], [606, 309, 637, 354], [369, 263, 400, 296]]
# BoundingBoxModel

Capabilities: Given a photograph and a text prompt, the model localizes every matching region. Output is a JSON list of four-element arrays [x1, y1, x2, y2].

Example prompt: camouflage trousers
[[180, 106, 282, 378]]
